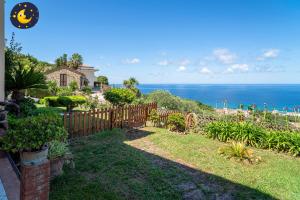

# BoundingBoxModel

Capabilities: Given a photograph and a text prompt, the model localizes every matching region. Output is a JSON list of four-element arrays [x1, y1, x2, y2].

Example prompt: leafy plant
[[19, 97, 37, 116], [48, 140, 69, 160], [149, 109, 160, 127], [218, 142, 261, 163], [69, 80, 79, 92], [5, 62, 47, 103], [104, 88, 136, 106], [205, 121, 300, 156], [2, 113, 68, 152], [47, 80, 59, 96], [81, 86, 92, 94], [167, 113, 186, 132], [57, 87, 73, 96]]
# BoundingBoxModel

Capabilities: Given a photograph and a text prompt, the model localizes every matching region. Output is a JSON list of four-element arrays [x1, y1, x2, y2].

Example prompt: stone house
[[45, 67, 87, 89], [45, 65, 99, 89]]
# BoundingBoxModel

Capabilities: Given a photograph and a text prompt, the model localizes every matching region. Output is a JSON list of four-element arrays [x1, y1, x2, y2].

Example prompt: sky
[[4, 0, 300, 84]]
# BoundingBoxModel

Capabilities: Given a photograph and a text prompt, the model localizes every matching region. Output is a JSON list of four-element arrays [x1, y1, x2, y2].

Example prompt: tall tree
[[123, 77, 139, 89], [69, 53, 83, 69], [97, 76, 109, 85], [55, 53, 68, 67]]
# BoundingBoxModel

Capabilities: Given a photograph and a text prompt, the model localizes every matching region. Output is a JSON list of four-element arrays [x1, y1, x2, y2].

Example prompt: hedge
[[43, 96, 86, 111]]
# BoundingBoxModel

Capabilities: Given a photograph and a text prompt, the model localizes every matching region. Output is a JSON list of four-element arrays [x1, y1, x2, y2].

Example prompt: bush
[[145, 90, 213, 114], [48, 140, 69, 160], [81, 86, 92, 94], [149, 109, 160, 127], [205, 121, 300, 156], [167, 113, 186, 132], [2, 113, 68, 152], [47, 80, 59, 96], [69, 80, 78, 92], [43, 96, 87, 111], [19, 97, 37, 116], [104, 88, 136, 106], [57, 87, 73, 96]]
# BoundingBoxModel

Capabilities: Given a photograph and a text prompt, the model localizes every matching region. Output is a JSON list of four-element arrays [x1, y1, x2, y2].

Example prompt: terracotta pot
[[20, 146, 48, 166], [50, 157, 64, 179]]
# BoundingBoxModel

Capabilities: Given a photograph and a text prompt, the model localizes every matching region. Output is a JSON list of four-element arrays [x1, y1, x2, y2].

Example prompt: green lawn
[[35, 103, 88, 113], [50, 127, 300, 200]]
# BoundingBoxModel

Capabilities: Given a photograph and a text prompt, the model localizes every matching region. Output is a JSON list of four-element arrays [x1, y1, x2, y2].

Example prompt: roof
[[45, 67, 86, 77], [78, 64, 99, 72]]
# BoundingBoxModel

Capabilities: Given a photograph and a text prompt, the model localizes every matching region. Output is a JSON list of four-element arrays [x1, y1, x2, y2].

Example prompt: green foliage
[[57, 87, 73, 96], [97, 76, 109, 85], [43, 96, 87, 111], [69, 80, 79, 92], [167, 113, 186, 132], [55, 54, 68, 67], [81, 86, 92, 94], [69, 53, 83, 69], [145, 90, 213, 114], [19, 97, 37, 116], [205, 121, 300, 156], [2, 113, 68, 152], [218, 142, 261, 163], [103, 88, 136, 106], [5, 62, 47, 102], [149, 109, 160, 127], [47, 80, 59, 95], [123, 77, 139, 89], [48, 140, 69, 160]]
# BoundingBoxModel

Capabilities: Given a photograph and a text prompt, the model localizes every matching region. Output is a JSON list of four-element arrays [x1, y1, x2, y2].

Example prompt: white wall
[[0, 0, 4, 101], [79, 70, 96, 87]]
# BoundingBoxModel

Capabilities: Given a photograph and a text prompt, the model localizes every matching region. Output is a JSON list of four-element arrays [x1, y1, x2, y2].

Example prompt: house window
[[60, 74, 67, 86]]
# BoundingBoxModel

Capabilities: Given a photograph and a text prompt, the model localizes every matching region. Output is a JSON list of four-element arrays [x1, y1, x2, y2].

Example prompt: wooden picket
[[64, 102, 157, 138]]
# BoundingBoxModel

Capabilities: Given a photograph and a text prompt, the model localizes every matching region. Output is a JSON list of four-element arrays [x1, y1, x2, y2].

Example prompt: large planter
[[50, 157, 64, 179], [20, 146, 48, 166]]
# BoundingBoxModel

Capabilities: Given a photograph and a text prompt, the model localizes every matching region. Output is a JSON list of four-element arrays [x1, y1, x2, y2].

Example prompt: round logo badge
[[10, 2, 39, 29]]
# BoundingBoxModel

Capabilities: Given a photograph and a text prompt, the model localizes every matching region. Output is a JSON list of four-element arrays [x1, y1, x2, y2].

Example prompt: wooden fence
[[157, 109, 179, 128], [64, 103, 157, 138]]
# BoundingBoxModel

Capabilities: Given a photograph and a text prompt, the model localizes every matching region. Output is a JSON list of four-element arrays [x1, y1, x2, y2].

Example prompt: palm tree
[[5, 62, 47, 103], [69, 53, 83, 69], [55, 53, 68, 67], [123, 77, 139, 89]]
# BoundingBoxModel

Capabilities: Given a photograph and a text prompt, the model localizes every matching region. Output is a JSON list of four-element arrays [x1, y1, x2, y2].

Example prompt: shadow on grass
[[50, 128, 277, 200]]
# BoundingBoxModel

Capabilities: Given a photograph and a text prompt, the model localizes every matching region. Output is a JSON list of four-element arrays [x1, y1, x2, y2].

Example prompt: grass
[[146, 127, 300, 200], [50, 127, 300, 200]]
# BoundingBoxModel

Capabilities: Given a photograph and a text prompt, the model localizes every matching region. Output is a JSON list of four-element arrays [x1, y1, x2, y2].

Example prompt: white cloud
[[213, 48, 237, 64], [226, 63, 249, 73], [257, 49, 280, 60], [122, 58, 140, 64], [177, 66, 186, 72], [157, 60, 171, 66], [200, 67, 212, 74]]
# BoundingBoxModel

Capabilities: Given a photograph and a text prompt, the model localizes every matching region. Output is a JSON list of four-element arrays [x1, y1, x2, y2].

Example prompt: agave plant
[[5, 62, 47, 103]]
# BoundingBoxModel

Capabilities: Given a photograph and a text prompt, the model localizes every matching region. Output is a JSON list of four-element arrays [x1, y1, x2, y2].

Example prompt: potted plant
[[1, 113, 67, 166], [48, 140, 69, 179]]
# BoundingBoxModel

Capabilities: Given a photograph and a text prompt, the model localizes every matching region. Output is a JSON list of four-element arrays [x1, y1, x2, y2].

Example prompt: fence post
[[109, 108, 114, 130]]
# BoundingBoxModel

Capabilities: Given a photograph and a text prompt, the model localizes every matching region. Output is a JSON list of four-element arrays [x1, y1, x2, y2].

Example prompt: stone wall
[[46, 68, 82, 88]]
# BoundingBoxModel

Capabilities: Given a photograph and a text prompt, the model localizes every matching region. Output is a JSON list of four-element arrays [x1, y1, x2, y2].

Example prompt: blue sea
[[135, 84, 300, 111]]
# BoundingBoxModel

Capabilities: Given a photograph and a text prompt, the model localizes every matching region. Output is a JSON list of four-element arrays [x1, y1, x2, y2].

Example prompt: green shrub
[[167, 113, 185, 132], [48, 140, 69, 160], [69, 80, 79, 92], [19, 97, 37, 116], [104, 88, 136, 106], [57, 87, 73, 96], [145, 90, 213, 114], [149, 109, 160, 127], [81, 86, 92, 94], [205, 121, 300, 156], [47, 80, 59, 96], [2, 113, 68, 152], [43, 96, 86, 111]]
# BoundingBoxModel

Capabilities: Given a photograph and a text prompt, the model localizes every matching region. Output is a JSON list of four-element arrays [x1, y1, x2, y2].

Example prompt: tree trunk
[[12, 90, 25, 103]]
